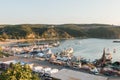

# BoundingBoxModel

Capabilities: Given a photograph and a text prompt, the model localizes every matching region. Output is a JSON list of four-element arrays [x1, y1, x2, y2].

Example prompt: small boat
[[59, 48, 74, 57], [65, 48, 74, 54], [113, 41, 120, 43], [49, 41, 60, 47]]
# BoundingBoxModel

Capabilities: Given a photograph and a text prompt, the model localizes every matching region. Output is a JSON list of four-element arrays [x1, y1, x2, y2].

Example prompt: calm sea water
[[52, 38, 120, 62]]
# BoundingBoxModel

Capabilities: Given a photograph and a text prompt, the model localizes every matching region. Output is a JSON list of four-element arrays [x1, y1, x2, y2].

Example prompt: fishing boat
[[113, 40, 120, 43], [49, 41, 60, 47], [64, 48, 74, 54]]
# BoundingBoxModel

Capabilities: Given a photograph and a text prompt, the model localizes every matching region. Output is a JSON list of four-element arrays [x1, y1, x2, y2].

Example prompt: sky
[[0, 0, 120, 25]]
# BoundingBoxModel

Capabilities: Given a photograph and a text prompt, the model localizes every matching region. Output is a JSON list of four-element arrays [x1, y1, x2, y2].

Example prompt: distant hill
[[0, 24, 120, 39], [41, 27, 72, 39]]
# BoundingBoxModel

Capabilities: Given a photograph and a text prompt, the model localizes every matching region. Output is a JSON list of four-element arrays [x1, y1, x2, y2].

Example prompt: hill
[[0, 24, 120, 39]]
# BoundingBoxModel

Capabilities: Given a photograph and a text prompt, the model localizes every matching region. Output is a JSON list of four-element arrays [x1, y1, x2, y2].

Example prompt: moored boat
[[113, 40, 120, 43]]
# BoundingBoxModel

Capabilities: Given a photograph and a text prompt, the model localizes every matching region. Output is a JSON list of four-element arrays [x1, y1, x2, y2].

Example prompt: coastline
[[0, 39, 47, 45], [0, 38, 74, 45]]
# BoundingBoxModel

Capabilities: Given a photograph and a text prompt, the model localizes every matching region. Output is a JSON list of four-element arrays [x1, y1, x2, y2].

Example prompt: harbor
[[1, 0, 120, 79], [0, 38, 120, 80]]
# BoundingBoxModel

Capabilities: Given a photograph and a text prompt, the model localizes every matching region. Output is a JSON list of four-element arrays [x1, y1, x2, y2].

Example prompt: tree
[[1, 32, 8, 40], [0, 63, 40, 80]]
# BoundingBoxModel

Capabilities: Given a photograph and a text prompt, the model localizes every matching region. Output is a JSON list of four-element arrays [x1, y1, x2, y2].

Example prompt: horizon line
[[0, 23, 117, 26]]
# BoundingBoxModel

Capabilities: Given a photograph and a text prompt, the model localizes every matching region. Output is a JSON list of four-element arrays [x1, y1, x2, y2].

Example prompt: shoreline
[[0, 38, 75, 45], [1, 37, 115, 46]]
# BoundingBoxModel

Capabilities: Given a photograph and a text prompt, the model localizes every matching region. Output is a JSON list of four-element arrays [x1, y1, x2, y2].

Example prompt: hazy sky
[[0, 0, 120, 25]]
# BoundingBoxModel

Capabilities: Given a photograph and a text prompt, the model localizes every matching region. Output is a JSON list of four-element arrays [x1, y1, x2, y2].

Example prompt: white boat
[[56, 56, 69, 61], [49, 41, 60, 47], [43, 67, 52, 72], [65, 48, 73, 54], [49, 69, 59, 74], [36, 53, 44, 57], [45, 48, 52, 54], [33, 66, 43, 72]]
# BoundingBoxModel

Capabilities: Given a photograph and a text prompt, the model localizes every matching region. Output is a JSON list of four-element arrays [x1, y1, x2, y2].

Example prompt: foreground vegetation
[[0, 63, 40, 80], [0, 24, 120, 40]]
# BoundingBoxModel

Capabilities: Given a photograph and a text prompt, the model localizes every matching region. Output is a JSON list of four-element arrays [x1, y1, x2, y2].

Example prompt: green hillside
[[0, 24, 120, 40]]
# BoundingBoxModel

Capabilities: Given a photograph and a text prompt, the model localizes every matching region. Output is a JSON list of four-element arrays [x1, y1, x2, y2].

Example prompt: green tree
[[0, 63, 40, 80], [1, 32, 8, 40]]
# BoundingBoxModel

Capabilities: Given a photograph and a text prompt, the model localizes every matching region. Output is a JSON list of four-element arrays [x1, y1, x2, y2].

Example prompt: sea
[[51, 38, 120, 62]]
